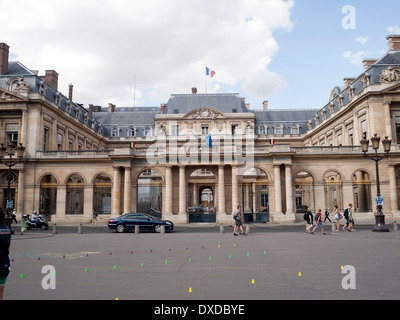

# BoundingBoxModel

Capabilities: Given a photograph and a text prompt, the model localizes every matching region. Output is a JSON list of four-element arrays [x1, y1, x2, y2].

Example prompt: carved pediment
[[379, 67, 400, 84], [183, 108, 227, 120], [0, 88, 29, 102]]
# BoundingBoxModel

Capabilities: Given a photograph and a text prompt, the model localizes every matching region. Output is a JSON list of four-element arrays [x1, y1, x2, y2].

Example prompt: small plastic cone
[[188, 287, 193, 293], [251, 279, 255, 284], [298, 272, 302, 276]]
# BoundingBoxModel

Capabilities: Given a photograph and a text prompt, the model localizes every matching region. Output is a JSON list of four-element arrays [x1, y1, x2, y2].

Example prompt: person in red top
[[311, 209, 325, 235]]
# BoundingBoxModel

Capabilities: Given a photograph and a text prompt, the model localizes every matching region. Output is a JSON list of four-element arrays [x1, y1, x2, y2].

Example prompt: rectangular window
[[361, 120, 367, 138], [291, 126, 299, 135], [231, 124, 239, 135], [6, 123, 18, 146], [69, 139, 73, 151], [338, 134, 342, 146], [172, 125, 179, 136], [57, 134, 63, 151], [43, 127, 49, 151], [348, 128, 353, 146], [201, 125, 209, 136], [396, 117, 400, 144]]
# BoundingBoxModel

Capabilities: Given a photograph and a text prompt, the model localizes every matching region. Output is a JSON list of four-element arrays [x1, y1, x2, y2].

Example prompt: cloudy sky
[[1, 0, 400, 110]]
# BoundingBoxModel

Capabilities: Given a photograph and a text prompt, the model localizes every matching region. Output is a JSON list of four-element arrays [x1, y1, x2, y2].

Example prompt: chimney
[[0, 43, 9, 75], [108, 103, 116, 112], [43, 70, 59, 90], [89, 104, 93, 116], [191, 87, 197, 94], [263, 100, 269, 111], [160, 104, 166, 112], [69, 84, 73, 101], [387, 35, 400, 51], [362, 59, 378, 71], [31, 70, 39, 76], [343, 77, 356, 87]]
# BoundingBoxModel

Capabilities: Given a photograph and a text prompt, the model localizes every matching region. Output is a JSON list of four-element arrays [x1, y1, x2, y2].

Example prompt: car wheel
[[116, 224, 125, 233], [154, 224, 162, 233]]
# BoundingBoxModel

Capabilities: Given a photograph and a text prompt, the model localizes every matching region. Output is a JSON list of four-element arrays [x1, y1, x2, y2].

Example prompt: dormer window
[[111, 127, 119, 137], [259, 126, 266, 135], [128, 127, 135, 137], [274, 126, 283, 135], [291, 125, 299, 135]]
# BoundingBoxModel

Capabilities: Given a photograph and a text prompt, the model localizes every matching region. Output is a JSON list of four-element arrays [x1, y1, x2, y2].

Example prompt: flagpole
[[205, 65, 207, 93]]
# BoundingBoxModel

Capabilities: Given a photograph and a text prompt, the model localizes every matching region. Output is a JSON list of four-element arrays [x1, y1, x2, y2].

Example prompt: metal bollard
[[245, 224, 251, 234], [220, 224, 225, 233], [78, 223, 83, 234], [160, 225, 165, 234], [135, 225, 139, 234], [394, 221, 398, 231], [52, 224, 57, 234]]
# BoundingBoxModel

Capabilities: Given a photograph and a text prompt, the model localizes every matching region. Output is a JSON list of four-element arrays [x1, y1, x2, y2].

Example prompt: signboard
[[6, 200, 14, 209], [376, 196, 384, 206]]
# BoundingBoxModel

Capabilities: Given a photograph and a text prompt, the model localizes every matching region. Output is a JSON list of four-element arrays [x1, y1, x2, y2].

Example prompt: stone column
[[84, 185, 94, 220], [285, 165, 295, 220], [178, 165, 187, 221], [193, 183, 198, 206], [231, 164, 238, 214], [218, 165, 226, 219], [165, 165, 173, 216], [274, 165, 282, 214], [252, 182, 256, 221], [55, 185, 66, 219], [112, 167, 121, 217], [124, 167, 132, 213]]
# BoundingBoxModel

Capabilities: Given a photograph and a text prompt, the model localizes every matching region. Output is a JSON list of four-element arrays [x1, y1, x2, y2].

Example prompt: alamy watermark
[[342, 5, 356, 30]]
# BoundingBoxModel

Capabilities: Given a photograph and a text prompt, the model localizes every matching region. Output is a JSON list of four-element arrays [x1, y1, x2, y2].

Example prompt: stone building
[[1, 35, 400, 225]]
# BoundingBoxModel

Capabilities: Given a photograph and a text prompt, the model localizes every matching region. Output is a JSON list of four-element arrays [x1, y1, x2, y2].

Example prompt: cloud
[[342, 50, 371, 66], [355, 36, 368, 45], [0, 0, 295, 107], [387, 25, 400, 34]]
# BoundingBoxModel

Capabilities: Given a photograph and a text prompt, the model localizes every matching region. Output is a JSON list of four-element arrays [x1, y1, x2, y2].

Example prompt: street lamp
[[0, 143, 26, 233], [360, 134, 391, 232]]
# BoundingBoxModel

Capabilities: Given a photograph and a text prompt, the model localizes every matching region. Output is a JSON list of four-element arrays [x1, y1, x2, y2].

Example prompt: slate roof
[[162, 93, 249, 114]]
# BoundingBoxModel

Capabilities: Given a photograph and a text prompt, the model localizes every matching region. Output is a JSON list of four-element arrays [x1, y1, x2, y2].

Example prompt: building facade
[[1, 35, 400, 225]]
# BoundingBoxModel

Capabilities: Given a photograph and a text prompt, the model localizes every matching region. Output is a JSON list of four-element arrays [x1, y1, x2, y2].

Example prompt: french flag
[[206, 66, 216, 78]]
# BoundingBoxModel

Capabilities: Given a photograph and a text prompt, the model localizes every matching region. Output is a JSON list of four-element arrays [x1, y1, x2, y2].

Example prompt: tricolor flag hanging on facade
[[205, 66, 216, 78], [130, 142, 135, 149], [268, 139, 275, 145]]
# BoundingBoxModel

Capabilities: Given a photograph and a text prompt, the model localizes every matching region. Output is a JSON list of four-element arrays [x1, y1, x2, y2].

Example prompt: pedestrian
[[11, 210, 17, 224], [305, 207, 313, 233], [343, 203, 353, 231], [347, 204, 355, 232], [92, 209, 98, 225], [333, 205, 342, 232], [311, 209, 325, 235], [324, 209, 331, 223], [233, 205, 245, 236], [0, 209, 11, 300]]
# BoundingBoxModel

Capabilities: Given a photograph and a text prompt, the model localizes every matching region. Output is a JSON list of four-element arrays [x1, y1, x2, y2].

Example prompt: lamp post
[[360, 134, 391, 232], [0, 143, 26, 234]]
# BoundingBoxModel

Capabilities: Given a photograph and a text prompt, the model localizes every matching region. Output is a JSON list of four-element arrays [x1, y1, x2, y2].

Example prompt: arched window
[[66, 174, 84, 215]]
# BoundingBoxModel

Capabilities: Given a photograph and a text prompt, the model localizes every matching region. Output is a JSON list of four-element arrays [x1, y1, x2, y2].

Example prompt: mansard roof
[[162, 93, 249, 115]]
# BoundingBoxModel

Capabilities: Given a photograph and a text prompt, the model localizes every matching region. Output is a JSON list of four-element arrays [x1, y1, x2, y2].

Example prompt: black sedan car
[[108, 213, 174, 233]]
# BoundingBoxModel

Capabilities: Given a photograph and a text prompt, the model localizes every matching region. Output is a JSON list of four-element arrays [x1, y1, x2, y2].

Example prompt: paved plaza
[[3, 222, 400, 301]]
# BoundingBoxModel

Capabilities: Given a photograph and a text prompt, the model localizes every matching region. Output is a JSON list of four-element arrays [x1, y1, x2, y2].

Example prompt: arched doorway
[[137, 169, 163, 218], [93, 174, 112, 215], [294, 171, 314, 214], [66, 174, 84, 215], [40, 174, 57, 220], [352, 170, 371, 212], [323, 171, 343, 211]]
